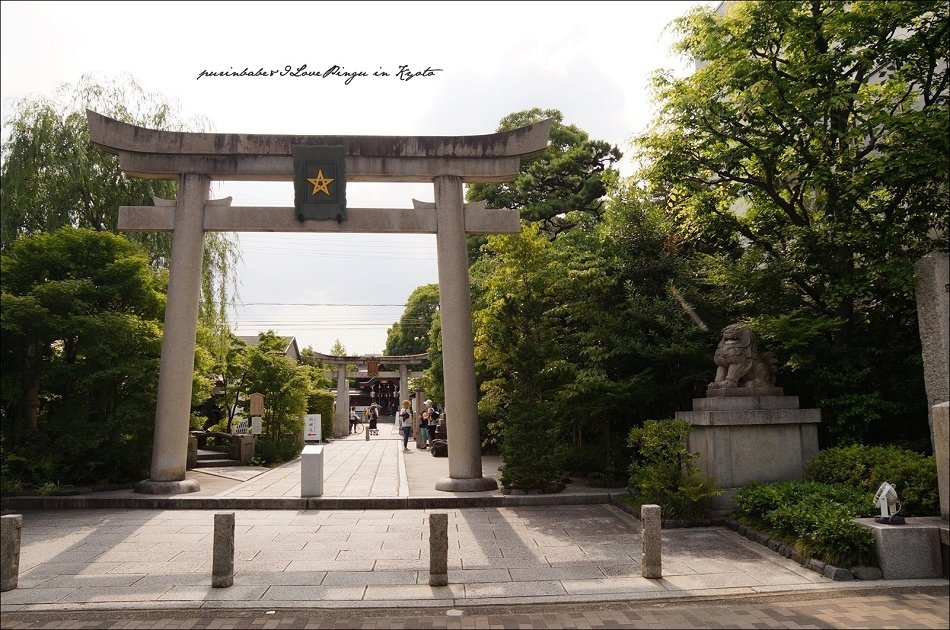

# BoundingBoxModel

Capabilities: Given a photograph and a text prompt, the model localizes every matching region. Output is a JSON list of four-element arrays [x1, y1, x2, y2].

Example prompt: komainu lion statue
[[708, 324, 778, 390]]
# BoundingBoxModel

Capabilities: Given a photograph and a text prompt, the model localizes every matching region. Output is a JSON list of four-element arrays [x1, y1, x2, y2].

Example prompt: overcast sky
[[1, 0, 715, 355]]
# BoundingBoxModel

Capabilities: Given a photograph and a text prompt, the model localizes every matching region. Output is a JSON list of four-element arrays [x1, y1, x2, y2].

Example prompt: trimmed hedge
[[806, 445, 938, 516], [733, 481, 877, 567], [734, 444, 938, 568], [255, 434, 301, 465]]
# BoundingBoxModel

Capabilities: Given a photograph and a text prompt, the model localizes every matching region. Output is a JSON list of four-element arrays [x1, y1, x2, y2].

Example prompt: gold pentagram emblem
[[306, 169, 334, 196]]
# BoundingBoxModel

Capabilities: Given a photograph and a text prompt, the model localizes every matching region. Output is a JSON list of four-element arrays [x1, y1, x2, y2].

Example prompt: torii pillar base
[[435, 477, 498, 492], [134, 479, 200, 495]]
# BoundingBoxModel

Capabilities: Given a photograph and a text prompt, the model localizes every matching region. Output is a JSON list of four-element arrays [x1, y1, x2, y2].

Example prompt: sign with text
[[249, 393, 265, 416], [304, 414, 322, 442], [367, 360, 379, 377], [251, 416, 262, 435]]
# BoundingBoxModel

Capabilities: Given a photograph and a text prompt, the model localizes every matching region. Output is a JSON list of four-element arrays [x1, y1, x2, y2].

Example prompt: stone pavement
[[1, 588, 948, 628], [1, 420, 947, 623]]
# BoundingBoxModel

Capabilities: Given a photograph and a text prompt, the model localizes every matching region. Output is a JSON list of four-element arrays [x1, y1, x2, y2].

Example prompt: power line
[[231, 302, 409, 307]]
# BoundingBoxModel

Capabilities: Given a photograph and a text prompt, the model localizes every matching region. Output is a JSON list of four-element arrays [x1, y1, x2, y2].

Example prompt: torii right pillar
[[433, 175, 497, 492]]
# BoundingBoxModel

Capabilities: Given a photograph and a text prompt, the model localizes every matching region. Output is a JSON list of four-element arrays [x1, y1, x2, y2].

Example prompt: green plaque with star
[[293, 145, 347, 222]]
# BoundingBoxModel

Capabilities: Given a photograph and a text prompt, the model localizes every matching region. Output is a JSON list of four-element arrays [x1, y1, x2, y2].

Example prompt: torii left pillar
[[135, 174, 208, 494]]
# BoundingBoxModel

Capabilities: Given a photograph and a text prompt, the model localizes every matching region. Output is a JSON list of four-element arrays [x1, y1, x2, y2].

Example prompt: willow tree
[[0, 75, 240, 332], [637, 1, 949, 444]]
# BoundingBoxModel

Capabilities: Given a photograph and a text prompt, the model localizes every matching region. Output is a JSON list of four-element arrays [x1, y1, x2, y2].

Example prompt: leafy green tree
[[473, 225, 571, 488], [384, 283, 438, 361], [0, 227, 164, 487], [637, 0, 948, 444], [210, 332, 249, 433], [471, 190, 715, 481], [328, 338, 347, 356], [466, 108, 622, 240], [300, 345, 333, 389], [0, 75, 240, 337], [419, 312, 445, 405], [243, 331, 311, 460]]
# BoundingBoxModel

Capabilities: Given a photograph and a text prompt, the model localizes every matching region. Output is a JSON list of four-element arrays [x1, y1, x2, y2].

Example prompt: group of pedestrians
[[398, 399, 438, 452], [350, 400, 439, 451], [348, 404, 379, 434]]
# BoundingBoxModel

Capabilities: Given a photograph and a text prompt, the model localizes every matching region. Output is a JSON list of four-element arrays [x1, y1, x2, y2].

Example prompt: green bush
[[308, 389, 335, 440], [627, 419, 721, 519], [254, 434, 301, 466], [734, 481, 877, 567], [806, 445, 938, 516]]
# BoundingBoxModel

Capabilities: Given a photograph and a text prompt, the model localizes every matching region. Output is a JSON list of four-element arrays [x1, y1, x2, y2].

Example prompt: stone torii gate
[[311, 351, 427, 437], [87, 110, 551, 494]]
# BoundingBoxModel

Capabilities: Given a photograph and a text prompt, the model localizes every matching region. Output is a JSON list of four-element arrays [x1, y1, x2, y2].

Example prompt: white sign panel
[[304, 414, 322, 442], [251, 416, 262, 435]]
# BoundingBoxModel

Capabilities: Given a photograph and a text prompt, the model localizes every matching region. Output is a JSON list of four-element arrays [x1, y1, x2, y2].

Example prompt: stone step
[[197, 451, 228, 460], [194, 458, 244, 468]]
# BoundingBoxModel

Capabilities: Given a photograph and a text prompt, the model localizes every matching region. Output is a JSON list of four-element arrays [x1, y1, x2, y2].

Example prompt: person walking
[[369, 403, 379, 435], [419, 409, 430, 449], [399, 400, 412, 451], [349, 405, 359, 434]]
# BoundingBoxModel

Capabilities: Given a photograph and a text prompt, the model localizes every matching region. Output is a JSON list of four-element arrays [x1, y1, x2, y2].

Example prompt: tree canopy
[[636, 0, 948, 444], [384, 283, 439, 360], [466, 108, 622, 239], [1, 228, 165, 489], [0, 75, 240, 335]]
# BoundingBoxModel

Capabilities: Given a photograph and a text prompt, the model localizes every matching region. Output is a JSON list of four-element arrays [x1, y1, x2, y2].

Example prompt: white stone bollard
[[1, 514, 22, 591], [429, 513, 449, 586], [212, 512, 234, 588], [641, 504, 662, 579], [301, 444, 324, 497]]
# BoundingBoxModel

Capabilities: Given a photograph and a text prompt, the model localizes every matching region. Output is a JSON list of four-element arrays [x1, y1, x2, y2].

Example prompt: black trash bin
[[430, 439, 448, 457]]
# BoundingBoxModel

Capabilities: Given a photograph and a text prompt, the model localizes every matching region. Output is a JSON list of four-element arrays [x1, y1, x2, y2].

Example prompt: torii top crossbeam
[[86, 110, 551, 183], [313, 352, 428, 366]]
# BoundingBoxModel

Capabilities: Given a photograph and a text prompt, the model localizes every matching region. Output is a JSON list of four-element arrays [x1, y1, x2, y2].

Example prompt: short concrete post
[[301, 444, 324, 497], [1, 514, 22, 591], [212, 512, 234, 588], [365, 425, 370, 441], [641, 504, 662, 579], [429, 513, 448, 586]]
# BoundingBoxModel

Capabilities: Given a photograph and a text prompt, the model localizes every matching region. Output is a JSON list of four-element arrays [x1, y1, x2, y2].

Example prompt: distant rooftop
[[238, 335, 301, 363]]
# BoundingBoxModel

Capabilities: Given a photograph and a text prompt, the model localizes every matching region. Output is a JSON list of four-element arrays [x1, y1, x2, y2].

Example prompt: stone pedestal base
[[134, 479, 201, 495], [934, 403, 948, 522], [435, 476, 498, 492], [856, 517, 944, 579], [230, 435, 256, 464], [676, 389, 820, 516], [186, 436, 198, 469]]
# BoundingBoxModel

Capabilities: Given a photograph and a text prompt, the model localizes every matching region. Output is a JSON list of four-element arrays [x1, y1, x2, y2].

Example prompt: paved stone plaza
[[1, 421, 947, 625]]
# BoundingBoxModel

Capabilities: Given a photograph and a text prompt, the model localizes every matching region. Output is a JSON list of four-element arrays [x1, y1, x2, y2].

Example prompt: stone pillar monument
[[676, 324, 820, 515], [433, 176, 496, 492], [335, 364, 349, 438], [414, 387, 426, 448], [135, 174, 209, 494], [399, 364, 409, 407], [914, 251, 949, 445]]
